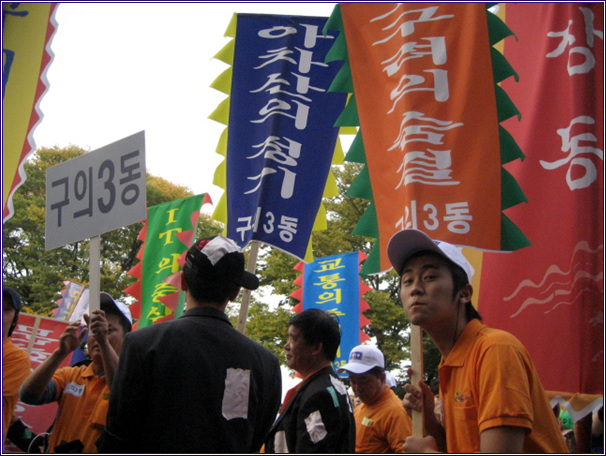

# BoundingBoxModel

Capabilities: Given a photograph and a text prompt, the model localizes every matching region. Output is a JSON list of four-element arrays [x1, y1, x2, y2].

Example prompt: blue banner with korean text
[[301, 252, 362, 375], [226, 14, 346, 259]]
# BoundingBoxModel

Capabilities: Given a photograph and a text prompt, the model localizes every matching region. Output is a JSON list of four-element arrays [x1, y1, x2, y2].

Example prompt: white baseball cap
[[338, 345, 384, 374], [100, 292, 133, 332], [387, 229, 474, 283], [385, 371, 397, 388]]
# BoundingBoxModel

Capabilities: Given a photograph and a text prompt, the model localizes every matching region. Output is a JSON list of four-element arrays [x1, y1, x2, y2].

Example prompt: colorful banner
[[5, 314, 71, 451], [210, 14, 347, 261], [53, 281, 86, 321], [290, 252, 371, 376], [478, 3, 603, 408], [3, 3, 58, 222], [125, 193, 211, 329], [326, 3, 528, 275]]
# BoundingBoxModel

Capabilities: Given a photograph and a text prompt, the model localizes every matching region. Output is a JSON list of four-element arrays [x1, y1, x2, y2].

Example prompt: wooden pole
[[236, 241, 260, 334], [410, 324, 425, 437], [89, 235, 100, 312]]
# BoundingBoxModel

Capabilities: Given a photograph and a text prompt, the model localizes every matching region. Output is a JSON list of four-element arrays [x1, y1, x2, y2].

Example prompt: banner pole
[[411, 324, 425, 437], [237, 241, 260, 334], [89, 235, 101, 313]]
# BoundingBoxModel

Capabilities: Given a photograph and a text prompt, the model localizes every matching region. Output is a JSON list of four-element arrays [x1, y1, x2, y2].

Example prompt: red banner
[[5, 314, 70, 451], [341, 3, 503, 272], [479, 4, 603, 401]]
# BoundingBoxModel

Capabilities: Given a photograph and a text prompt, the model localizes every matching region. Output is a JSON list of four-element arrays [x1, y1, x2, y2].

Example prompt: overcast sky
[[32, 2, 337, 211]]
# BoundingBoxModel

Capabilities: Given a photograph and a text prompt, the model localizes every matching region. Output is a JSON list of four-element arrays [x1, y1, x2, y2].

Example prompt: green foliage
[[1, 146, 205, 315], [242, 300, 292, 362]]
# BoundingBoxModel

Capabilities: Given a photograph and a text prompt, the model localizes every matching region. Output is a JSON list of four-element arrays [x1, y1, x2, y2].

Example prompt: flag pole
[[89, 235, 100, 313], [237, 241, 260, 333], [410, 324, 425, 437]]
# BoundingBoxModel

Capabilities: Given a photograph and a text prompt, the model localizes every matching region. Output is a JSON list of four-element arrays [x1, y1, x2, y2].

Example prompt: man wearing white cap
[[388, 229, 568, 454], [20, 292, 132, 453], [339, 344, 412, 453]]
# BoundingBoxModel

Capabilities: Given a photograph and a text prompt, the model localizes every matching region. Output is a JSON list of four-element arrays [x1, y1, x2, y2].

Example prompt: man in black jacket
[[98, 235, 282, 453], [264, 308, 355, 453]]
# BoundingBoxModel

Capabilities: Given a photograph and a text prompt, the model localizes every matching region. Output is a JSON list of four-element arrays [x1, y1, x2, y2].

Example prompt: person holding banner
[[3, 287, 31, 445], [387, 229, 568, 453], [19, 293, 132, 453], [99, 235, 282, 453], [264, 308, 356, 453], [338, 344, 412, 453]]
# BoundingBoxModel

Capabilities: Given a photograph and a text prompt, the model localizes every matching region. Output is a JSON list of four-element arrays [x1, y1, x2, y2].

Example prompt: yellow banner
[[3, 3, 57, 221]]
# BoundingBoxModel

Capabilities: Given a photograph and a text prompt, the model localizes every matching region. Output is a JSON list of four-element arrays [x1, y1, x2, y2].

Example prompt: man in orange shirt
[[339, 344, 411, 453], [388, 229, 568, 453], [19, 293, 131, 453], [2, 287, 31, 446]]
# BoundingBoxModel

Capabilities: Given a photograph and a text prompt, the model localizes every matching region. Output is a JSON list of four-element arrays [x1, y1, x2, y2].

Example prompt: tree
[[1, 145, 218, 315]]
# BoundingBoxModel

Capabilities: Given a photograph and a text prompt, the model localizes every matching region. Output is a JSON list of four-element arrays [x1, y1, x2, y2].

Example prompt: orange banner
[[341, 4, 502, 271]]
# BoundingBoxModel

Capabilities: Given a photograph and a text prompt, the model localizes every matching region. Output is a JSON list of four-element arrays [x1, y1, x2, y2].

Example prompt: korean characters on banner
[[340, 4, 504, 270], [8, 315, 71, 447], [45, 131, 146, 251], [479, 3, 603, 397], [227, 15, 346, 259], [540, 4, 603, 191], [297, 252, 370, 375]]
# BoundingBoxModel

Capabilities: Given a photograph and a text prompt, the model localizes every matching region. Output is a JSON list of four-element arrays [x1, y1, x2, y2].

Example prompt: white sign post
[[45, 131, 147, 311]]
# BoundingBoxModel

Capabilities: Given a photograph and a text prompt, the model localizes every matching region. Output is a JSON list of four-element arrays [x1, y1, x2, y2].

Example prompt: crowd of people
[[3, 230, 602, 453]]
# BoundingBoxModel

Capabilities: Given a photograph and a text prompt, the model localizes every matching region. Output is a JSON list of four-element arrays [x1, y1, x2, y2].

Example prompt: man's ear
[[459, 284, 473, 304], [310, 341, 324, 357], [180, 271, 187, 291], [227, 287, 241, 302]]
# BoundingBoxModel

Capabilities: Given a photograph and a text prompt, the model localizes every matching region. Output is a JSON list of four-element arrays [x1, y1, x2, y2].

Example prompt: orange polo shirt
[[3, 338, 31, 441], [354, 386, 412, 453], [49, 363, 109, 453], [439, 319, 568, 453]]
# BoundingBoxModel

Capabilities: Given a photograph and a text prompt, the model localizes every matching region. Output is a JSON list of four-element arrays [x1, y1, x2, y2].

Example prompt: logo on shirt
[[64, 382, 85, 397], [454, 390, 471, 403]]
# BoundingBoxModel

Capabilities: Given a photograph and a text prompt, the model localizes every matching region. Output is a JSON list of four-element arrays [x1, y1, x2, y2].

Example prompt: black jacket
[[98, 306, 281, 453], [264, 366, 355, 453]]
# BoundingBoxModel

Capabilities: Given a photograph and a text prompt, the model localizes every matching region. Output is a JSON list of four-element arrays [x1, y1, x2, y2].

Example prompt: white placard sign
[[45, 131, 147, 250]]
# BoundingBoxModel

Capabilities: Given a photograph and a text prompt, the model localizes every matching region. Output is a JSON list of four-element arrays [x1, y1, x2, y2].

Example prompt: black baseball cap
[[185, 236, 259, 290]]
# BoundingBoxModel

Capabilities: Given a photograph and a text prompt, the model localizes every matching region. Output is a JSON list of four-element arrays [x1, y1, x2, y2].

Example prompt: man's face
[[399, 253, 459, 329], [87, 313, 126, 362], [284, 325, 317, 374], [3, 300, 16, 340], [349, 371, 385, 406]]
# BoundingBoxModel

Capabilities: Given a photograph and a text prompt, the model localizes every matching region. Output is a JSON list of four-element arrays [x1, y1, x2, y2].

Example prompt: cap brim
[[337, 362, 374, 374], [387, 229, 443, 275], [238, 271, 259, 290]]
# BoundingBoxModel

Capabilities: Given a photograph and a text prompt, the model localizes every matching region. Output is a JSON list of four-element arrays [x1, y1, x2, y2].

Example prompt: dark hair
[[183, 263, 240, 305], [367, 366, 385, 378], [3, 291, 20, 337], [288, 308, 341, 361], [448, 259, 482, 321]]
